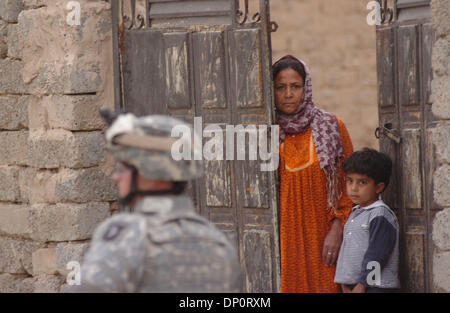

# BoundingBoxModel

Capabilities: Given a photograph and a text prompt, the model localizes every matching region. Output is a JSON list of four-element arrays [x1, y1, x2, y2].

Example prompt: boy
[[334, 148, 400, 293]]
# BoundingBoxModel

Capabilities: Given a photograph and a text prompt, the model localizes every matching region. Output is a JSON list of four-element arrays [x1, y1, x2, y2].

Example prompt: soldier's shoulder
[[91, 213, 147, 243], [149, 211, 229, 245]]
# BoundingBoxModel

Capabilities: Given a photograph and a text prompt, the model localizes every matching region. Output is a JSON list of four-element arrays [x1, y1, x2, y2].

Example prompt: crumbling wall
[[0, 0, 116, 292], [430, 0, 450, 293]]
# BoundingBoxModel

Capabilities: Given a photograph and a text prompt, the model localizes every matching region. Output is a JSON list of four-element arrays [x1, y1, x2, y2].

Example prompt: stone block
[[433, 251, 450, 292], [432, 122, 450, 164], [431, 70, 450, 121], [25, 168, 55, 203], [431, 0, 450, 37], [29, 95, 108, 131], [433, 208, 450, 251], [7, 23, 21, 59], [46, 95, 106, 131], [0, 203, 30, 237], [32, 248, 58, 275], [53, 168, 117, 203], [0, 131, 28, 165], [27, 130, 105, 169], [0, 95, 29, 130], [55, 242, 89, 276], [434, 165, 450, 207], [0, 237, 42, 274], [0, 58, 26, 94], [0, 41, 7, 58], [432, 37, 450, 77], [0, 0, 24, 23], [29, 202, 111, 241], [28, 95, 49, 130], [23, 0, 46, 10], [0, 19, 7, 39], [0, 274, 34, 293], [0, 166, 20, 201], [18, 1, 112, 95], [17, 166, 37, 203], [33, 274, 64, 293], [0, 20, 7, 58]]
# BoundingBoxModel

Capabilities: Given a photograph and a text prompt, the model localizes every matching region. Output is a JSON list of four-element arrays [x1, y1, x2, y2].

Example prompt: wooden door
[[111, 0, 280, 292], [375, 0, 438, 292]]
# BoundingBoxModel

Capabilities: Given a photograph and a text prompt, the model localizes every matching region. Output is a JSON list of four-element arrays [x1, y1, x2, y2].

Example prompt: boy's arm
[[358, 215, 397, 287]]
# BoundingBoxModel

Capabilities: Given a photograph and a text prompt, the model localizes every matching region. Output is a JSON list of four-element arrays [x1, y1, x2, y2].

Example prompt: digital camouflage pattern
[[106, 113, 203, 181], [66, 113, 242, 292], [72, 195, 243, 292]]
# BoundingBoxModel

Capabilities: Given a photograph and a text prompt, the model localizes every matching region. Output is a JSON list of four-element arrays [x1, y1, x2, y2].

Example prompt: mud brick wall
[[430, 0, 450, 293], [0, 0, 116, 292]]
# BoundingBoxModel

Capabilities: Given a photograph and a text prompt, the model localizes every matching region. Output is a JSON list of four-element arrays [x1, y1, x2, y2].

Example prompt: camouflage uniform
[[71, 113, 242, 292]]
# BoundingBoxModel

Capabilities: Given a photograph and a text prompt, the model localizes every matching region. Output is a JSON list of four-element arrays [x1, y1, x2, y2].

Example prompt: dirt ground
[[269, 0, 379, 150]]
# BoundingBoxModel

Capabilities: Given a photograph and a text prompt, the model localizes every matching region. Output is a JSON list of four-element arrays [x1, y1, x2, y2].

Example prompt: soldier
[[70, 111, 242, 292]]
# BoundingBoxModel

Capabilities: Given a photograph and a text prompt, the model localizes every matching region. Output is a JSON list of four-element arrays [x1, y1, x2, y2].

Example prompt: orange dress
[[279, 118, 353, 293]]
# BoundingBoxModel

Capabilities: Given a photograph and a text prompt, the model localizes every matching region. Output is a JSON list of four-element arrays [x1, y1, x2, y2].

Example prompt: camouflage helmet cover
[[105, 113, 202, 181]]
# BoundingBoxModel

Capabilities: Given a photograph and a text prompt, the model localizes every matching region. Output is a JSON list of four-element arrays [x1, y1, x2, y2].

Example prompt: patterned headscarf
[[274, 55, 345, 212]]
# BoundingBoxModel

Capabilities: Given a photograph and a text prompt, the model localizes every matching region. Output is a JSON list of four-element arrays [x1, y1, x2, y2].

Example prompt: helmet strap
[[133, 181, 187, 197], [118, 165, 139, 206]]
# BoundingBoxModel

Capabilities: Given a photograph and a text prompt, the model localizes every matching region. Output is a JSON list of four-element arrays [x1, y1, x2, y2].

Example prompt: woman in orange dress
[[274, 55, 354, 293]]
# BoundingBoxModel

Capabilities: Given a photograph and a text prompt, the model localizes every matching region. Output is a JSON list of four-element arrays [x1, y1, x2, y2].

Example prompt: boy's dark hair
[[343, 148, 393, 193]]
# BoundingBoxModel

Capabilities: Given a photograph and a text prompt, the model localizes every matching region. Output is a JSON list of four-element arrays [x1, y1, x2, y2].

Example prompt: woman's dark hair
[[343, 148, 393, 193], [273, 57, 306, 84]]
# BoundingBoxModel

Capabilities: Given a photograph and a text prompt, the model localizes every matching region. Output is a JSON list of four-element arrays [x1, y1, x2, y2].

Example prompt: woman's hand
[[322, 218, 343, 266]]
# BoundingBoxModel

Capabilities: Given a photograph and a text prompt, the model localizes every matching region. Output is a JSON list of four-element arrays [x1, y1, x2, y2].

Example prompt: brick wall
[[0, 0, 116, 292]]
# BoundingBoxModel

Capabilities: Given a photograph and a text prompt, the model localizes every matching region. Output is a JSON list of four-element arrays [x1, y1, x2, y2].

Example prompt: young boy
[[334, 148, 400, 293]]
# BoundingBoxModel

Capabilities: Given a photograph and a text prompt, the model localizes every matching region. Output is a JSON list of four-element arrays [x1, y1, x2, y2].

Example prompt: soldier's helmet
[[105, 112, 202, 181]]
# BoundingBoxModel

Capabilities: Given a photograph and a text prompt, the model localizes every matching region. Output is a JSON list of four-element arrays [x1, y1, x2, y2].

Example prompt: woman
[[274, 55, 353, 293]]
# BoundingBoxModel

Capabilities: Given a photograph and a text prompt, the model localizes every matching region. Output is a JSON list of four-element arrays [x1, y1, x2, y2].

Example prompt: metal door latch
[[375, 123, 401, 144]]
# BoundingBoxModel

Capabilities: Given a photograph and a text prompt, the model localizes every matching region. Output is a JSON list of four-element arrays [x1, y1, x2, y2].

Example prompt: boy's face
[[345, 173, 385, 207]]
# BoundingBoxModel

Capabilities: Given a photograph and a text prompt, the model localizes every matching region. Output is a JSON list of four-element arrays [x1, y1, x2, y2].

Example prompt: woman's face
[[274, 68, 305, 115]]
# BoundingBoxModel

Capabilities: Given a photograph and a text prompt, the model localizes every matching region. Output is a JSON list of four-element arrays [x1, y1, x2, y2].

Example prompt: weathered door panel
[[122, 30, 166, 116], [376, 0, 437, 292], [113, 0, 280, 292]]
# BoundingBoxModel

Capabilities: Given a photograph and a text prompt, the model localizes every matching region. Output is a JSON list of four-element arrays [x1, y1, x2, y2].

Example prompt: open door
[[112, 0, 280, 292], [375, 0, 437, 292]]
